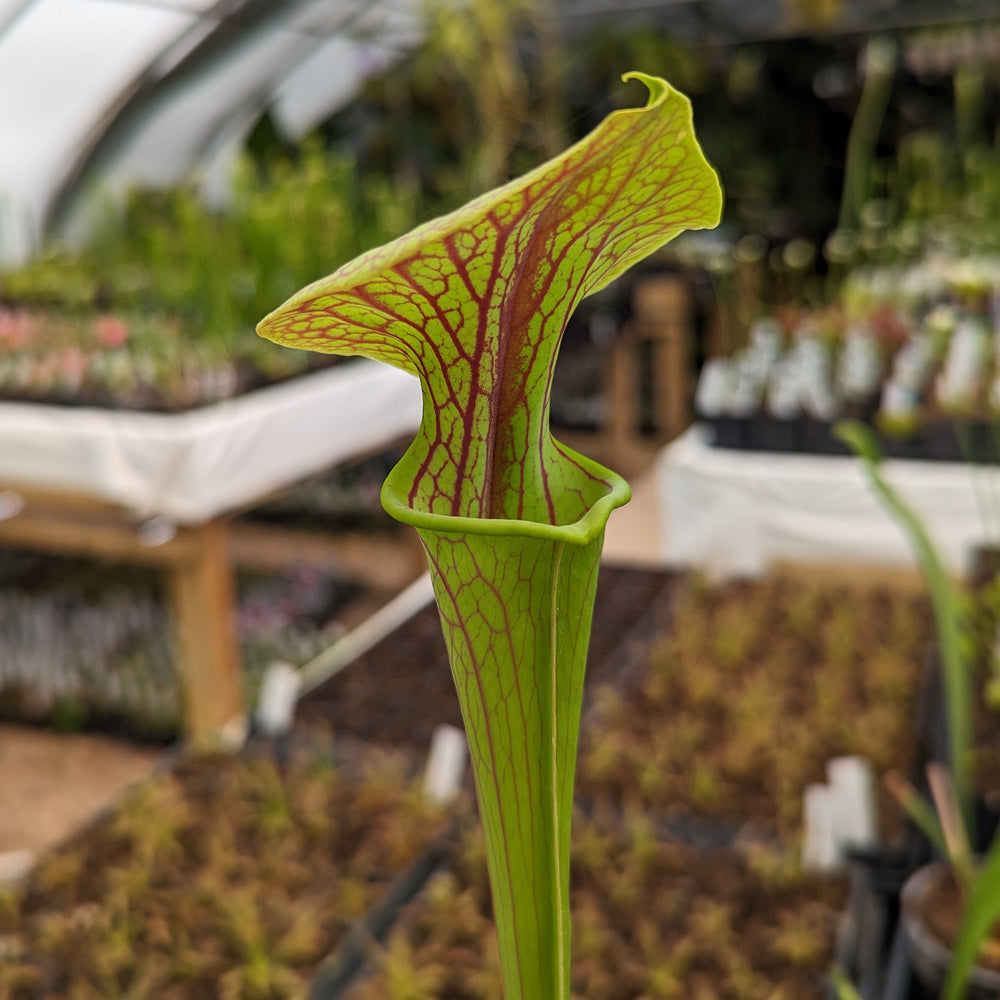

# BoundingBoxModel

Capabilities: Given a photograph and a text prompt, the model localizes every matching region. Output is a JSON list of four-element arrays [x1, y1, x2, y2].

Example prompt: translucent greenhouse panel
[[271, 0, 425, 141], [346, 0, 425, 45], [93, 23, 336, 193], [0, 0, 194, 266], [97, 0, 426, 189], [154, 0, 221, 11], [286, 0, 424, 46], [198, 106, 265, 208], [0, 0, 26, 23], [271, 37, 398, 141]]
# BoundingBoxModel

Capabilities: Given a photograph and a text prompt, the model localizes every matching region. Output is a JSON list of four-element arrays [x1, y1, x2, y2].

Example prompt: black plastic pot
[[802, 418, 850, 456], [831, 646, 947, 1000], [901, 860, 1000, 1000], [706, 415, 748, 449], [878, 427, 930, 463], [755, 414, 799, 452], [704, 413, 1000, 464], [835, 830, 934, 1000]]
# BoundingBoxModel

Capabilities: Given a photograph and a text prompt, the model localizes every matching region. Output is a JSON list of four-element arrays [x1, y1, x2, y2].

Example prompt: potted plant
[[836, 419, 1000, 1000]]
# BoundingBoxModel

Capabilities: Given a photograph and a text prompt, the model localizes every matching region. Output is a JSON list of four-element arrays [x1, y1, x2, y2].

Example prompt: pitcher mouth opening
[[379, 446, 631, 546]]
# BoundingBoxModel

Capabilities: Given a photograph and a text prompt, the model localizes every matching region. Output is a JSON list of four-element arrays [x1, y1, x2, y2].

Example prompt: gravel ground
[[0, 725, 159, 866]]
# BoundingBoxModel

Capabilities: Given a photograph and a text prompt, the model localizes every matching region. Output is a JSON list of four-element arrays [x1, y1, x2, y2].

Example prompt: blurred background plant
[[4, 2, 1000, 414], [0, 143, 452, 404]]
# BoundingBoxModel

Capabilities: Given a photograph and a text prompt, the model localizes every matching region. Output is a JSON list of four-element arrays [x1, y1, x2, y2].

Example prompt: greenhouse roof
[[0, 0, 422, 266], [3, 0, 1000, 267], [555, 0, 1000, 41]]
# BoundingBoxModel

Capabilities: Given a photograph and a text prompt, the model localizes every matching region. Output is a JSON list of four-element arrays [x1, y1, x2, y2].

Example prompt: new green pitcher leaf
[[259, 73, 721, 1000], [259, 72, 720, 527]]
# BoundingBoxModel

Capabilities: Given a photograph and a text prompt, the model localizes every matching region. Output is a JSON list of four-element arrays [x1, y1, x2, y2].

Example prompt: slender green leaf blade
[[830, 965, 864, 1000], [887, 772, 950, 860], [834, 420, 972, 830], [944, 834, 1000, 1000]]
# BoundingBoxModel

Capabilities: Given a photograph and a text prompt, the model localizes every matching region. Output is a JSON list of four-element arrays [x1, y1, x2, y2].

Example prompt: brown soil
[[922, 865, 1000, 975], [343, 818, 847, 1000], [0, 725, 158, 858], [295, 564, 679, 754]]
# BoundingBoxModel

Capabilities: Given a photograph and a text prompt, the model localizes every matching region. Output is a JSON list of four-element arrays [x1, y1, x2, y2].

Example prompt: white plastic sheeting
[[0, 358, 423, 523], [0, 0, 425, 267], [658, 425, 995, 578], [95, 2, 420, 192], [271, 36, 398, 141], [0, 0, 194, 264]]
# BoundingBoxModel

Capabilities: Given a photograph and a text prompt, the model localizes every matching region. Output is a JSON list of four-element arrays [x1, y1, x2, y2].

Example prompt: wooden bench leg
[[607, 328, 640, 458], [633, 274, 692, 442], [168, 519, 245, 749]]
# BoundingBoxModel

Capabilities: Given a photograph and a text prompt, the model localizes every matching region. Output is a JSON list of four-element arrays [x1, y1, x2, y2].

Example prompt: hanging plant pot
[[901, 860, 1000, 1000]]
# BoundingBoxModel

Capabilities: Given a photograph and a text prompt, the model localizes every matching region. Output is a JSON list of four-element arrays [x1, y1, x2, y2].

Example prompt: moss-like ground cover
[[579, 574, 933, 837], [0, 746, 451, 999], [0, 572, 937, 998]]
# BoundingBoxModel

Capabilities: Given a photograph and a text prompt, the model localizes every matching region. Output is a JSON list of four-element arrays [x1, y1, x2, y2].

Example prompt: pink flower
[[0, 308, 34, 348], [59, 346, 87, 385], [96, 315, 129, 349]]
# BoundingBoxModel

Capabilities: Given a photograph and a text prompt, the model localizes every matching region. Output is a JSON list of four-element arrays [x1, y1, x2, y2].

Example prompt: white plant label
[[695, 357, 734, 418], [255, 661, 301, 737], [423, 724, 468, 806]]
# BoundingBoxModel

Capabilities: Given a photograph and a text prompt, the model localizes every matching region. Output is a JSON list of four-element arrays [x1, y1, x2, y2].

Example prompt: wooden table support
[[0, 487, 245, 749], [167, 520, 243, 750], [607, 272, 693, 457]]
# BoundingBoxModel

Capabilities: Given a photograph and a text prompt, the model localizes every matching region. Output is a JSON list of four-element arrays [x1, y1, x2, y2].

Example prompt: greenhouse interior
[[5, 0, 1000, 997]]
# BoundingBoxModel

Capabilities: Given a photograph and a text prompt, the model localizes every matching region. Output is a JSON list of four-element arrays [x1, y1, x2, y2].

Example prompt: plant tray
[[0, 549, 366, 740], [0, 738, 456, 998], [704, 414, 1000, 465]]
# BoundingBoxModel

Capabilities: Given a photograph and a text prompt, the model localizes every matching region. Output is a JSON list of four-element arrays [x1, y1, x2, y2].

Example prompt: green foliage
[[834, 420, 972, 827], [2, 141, 456, 368], [830, 964, 864, 1000], [944, 835, 1000, 999], [835, 419, 1000, 996], [415, 0, 567, 190], [93, 144, 432, 343], [839, 37, 897, 232]]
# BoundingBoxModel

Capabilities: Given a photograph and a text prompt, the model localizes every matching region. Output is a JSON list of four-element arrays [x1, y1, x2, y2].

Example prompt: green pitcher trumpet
[[259, 72, 721, 1000]]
